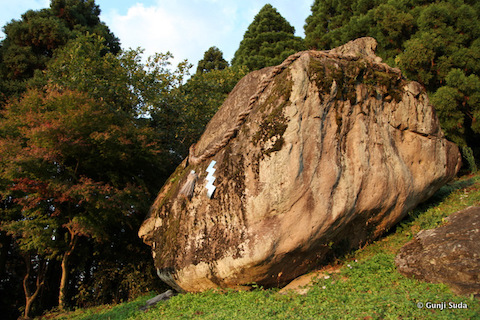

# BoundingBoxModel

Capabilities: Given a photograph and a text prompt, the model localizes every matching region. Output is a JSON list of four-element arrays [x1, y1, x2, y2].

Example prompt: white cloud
[[101, 0, 313, 71], [2, 0, 314, 71], [102, 0, 243, 70]]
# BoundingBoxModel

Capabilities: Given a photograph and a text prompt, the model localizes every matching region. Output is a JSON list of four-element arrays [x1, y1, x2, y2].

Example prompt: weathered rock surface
[[395, 206, 480, 299], [139, 37, 461, 292]]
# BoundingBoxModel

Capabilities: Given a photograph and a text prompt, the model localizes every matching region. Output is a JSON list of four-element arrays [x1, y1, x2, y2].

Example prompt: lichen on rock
[[139, 37, 462, 293]]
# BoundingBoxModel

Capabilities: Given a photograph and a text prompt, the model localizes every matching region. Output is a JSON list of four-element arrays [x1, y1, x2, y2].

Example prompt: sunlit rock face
[[139, 37, 461, 292]]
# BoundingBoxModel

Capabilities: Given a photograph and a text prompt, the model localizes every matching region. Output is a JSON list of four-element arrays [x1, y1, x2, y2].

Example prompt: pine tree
[[196, 46, 229, 74], [231, 4, 305, 71], [304, 0, 356, 50]]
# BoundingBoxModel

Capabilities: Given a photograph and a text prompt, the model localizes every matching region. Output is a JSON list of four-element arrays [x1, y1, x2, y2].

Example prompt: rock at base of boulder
[[395, 206, 480, 299], [139, 289, 175, 311]]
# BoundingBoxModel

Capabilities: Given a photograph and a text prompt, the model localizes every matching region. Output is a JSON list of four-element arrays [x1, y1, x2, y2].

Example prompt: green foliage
[[304, 0, 356, 50], [462, 146, 478, 173], [431, 68, 480, 153], [0, 0, 119, 104], [232, 4, 305, 71], [196, 46, 229, 75], [40, 33, 190, 118], [163, 65, 248, 157], [43, 174, 480, 319], [304, 0, 480, 167], [49, 0, 120, 53]]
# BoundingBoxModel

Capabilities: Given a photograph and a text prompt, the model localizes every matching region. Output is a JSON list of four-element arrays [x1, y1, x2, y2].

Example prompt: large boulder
[[139, 37, 461, 292], [395, 206, 480, 299]]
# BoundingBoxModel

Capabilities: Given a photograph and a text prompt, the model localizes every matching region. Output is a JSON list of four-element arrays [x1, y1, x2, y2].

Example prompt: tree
[[49, 0, 119, 53], [0, 88, 167, 313], [41, 33, 190, 118], [196, 46, 229, 75], [431, 69, 480, 150], [0, 0, 119, 104], [0, 32, 189, 314], [304, 0, 480, 165], [305, 0, 415, 64], [304, 0, 356, 50], [168, 66, 248, 156], [231, 4, 305, 71], [396, 2, 480, 90]]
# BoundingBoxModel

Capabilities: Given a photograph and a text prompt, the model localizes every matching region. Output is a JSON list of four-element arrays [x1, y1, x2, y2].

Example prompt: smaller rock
[[139, 290, 175, 311], [395, 207, 480, 299], [404, 82, 423, 97]]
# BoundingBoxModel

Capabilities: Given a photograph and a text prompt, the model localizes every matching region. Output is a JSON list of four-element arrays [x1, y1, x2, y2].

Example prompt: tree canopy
[[0, 27, 185, 318], [0, 86, 169, 313], [196, 46, 229, 75], [0, 0, 119, 104], [304, 0, 480, 161], [231, 4, 305, 71]]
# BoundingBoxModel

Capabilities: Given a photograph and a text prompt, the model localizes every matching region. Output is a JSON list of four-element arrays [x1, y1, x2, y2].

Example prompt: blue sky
[[0, 0, 313, 70]]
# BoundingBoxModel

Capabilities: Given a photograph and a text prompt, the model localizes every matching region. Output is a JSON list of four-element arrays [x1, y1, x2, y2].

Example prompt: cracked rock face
[[139, 38, 461, 292], [395, 207, 480, 299]]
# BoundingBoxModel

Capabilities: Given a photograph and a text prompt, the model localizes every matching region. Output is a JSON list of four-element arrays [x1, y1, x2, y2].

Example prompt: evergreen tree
[[431, 69, 480, 150], [0, 0, 119, 104], [231, 4, 305, 71], [196, 46, 229, 74], [304, 0, 356, 50], [304, 0, 480, 164]]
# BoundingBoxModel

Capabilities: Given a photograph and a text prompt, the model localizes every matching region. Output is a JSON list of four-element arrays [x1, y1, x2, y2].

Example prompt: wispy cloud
[[102, 1, 234, 68], [101, 0, 312, 69]]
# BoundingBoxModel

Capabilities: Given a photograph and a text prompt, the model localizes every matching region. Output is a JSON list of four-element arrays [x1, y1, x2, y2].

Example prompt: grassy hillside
[[40, 174, 480, 320]]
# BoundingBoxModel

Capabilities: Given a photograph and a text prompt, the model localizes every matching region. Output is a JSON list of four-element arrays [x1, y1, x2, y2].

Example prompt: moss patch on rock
[[252, 69, 292, 156], [308, 57, 403, 105]]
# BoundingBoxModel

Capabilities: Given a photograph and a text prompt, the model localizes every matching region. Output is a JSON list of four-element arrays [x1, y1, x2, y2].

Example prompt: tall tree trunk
[[22, 254, 46, 319], [58, 233, 77, 310]]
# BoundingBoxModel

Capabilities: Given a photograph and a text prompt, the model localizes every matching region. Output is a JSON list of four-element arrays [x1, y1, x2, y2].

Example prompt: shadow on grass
[[399, 174, 478, 226], [328, 174, 479, 263], [56, 295, 153, 320]]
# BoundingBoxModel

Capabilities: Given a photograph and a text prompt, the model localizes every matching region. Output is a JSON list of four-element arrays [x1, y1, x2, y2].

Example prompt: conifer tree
[[0, 0, 119, 104], [196, 46, 229, 74], [231, 4, 305, 71], [304, 0, 480, 164]]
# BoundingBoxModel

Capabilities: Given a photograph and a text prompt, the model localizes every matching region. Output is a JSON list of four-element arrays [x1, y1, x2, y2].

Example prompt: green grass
[[41, 174, 480, 320]]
